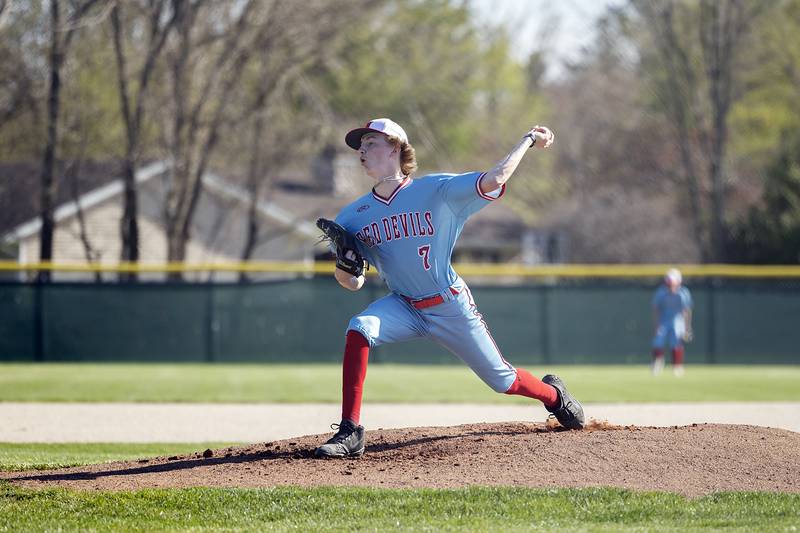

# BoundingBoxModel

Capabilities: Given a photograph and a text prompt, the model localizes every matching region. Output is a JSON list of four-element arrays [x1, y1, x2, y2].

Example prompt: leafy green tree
[[315, 0, 555, 221], [728, 0, 800, 168], [0, 2, 45, 160], [0, 2, 122, 162], [728, 131, 800, 263], [724, 1, 800, 263], [473, 32, 555, 224], [319, 0, 482, 168]]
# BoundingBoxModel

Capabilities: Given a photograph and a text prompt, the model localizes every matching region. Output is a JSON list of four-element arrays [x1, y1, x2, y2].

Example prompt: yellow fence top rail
[[2, 261, 800, 278]]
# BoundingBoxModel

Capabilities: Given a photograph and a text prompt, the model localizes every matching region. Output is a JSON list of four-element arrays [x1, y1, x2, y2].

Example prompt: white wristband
[[524, 132, 536, 147]]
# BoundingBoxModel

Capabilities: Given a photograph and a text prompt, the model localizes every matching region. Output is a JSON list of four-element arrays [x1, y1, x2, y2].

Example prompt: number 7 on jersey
[[418, 244, 431, 270]]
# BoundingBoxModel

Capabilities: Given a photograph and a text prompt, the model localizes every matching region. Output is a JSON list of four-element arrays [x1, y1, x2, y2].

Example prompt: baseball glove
[[316, 218, 368, 277]]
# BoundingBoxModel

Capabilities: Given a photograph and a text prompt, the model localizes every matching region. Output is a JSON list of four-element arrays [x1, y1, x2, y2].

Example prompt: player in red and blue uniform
[[651, 268, 693, 377], [315, 118, 585, 458]]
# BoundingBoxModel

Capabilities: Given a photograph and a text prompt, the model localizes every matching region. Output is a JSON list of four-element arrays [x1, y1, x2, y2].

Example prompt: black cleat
[[542, 374, 585, 430], [314, 419, 365, 458]]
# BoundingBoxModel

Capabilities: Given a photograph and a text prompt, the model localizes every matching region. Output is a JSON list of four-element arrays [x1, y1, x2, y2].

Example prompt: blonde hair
[[387, 135, 417, 177]]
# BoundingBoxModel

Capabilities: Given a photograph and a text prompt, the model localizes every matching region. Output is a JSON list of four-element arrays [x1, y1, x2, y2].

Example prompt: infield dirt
[[4, 421, 799, 497]]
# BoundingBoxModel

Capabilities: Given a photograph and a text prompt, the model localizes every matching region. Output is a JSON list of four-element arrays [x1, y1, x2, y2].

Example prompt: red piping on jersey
[[372, 177, 412, 205], [476, 173, 506, 201], [463, 285, 514, 371]]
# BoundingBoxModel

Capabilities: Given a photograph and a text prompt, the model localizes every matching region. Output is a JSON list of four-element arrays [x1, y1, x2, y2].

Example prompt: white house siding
[[20, 203, 228, 264], [18, 200, 231, 281], [15, 181, 319, 281]]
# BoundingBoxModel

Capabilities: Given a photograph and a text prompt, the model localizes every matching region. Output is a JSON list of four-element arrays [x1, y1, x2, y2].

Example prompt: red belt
[[403, 287, 460, 310]]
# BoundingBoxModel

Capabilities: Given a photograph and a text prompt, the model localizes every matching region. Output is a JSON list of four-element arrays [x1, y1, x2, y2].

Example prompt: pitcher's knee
[[490, 381, 510, 393], [481, 369, 517, 393], [347, 316, 378, 347]]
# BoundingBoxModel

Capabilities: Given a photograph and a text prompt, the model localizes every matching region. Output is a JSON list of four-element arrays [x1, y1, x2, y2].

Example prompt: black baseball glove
[[316, 218, 368, 277]]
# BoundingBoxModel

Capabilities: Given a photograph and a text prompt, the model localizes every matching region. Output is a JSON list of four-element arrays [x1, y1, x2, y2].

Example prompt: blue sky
[[469, 0, 625, 78]]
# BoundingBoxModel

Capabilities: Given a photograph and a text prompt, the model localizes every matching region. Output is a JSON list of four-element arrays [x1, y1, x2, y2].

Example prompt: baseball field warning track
[[4, 422, 799, 497]]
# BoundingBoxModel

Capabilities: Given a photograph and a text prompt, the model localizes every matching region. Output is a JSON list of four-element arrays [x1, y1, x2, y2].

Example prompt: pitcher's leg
[[342, 293, 426, 424], [428, 286, 582, 428], [505, 368, 558, 406], [342, 330, 370, 424], [316, 293, 425, 459], [430, 308, 518, 393], [429, 288, 540, 393], [435, 325, 557, 407]]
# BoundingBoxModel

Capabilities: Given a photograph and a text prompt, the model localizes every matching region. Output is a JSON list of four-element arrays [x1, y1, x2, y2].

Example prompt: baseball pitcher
[[314, 118, 585, 458]]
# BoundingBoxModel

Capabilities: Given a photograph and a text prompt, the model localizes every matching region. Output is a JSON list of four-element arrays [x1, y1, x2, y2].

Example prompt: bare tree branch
[[633, 0, 767, 261], [0, 0, 14, 30], [38, 0, 112, 280], [637, 0, 709, 260], [66, 158, 103, 281], [111, 0, 180, 275]]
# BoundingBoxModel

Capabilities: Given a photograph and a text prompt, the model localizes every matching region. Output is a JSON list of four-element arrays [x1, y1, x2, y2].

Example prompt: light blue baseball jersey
[[652, 285, 692, 326], [335, 172, 503, 299], [334, 171, 515, 392], [652, 285, 692, 349]]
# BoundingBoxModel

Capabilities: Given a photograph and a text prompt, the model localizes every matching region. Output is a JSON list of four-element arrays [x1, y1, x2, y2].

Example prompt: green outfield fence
[[1, 262, 799, 364]]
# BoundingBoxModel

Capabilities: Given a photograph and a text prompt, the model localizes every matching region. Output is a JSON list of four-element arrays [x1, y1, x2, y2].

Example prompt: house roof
[[1, 161, 321, 244], [203, 172, 319, 239], [0, 160, 124, 236], [4, 161, 168, 241]]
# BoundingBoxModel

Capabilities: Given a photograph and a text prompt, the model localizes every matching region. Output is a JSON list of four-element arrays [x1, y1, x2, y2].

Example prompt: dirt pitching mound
[[5, 422, 800, 497]]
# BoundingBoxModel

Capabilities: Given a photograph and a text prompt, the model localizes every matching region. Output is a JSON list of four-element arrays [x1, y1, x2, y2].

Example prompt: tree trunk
[[700, 0, 748, 262], [67, 159, 102, 282], [702, 1, 726, 262], [113, 1, 178, 273], [164, 1, 253, 271], [648, 2, 709, 261], [677, 125, 708, 263], [238, 104, 266, 282], [37, 0, 107, 280], [38, 0, 63, 282], [120, 164, 139, 261], [111, 4, 139, 280], [167, 224, 186, 259]]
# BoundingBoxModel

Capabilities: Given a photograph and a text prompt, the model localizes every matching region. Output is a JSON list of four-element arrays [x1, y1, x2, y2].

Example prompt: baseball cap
[[665, 268, 682, 284], [345, 118, 408, 150]]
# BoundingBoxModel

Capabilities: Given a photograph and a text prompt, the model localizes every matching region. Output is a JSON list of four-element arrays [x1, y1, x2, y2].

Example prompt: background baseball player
[[314, 118, 585, 458], [651, 268, 693, 376]]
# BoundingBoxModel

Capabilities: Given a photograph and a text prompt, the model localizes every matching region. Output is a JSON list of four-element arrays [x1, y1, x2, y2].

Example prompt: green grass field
[[1, 363, 799, 403], [2, 363, 798, 531], [1, 484, 798, 532]]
